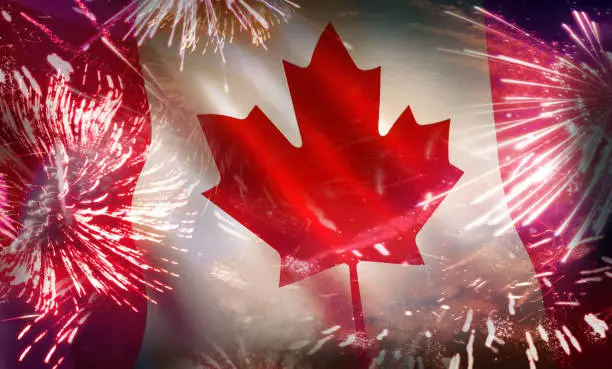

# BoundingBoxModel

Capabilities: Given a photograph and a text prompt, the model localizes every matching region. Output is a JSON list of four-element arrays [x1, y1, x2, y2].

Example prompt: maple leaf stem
[[348, 261, 366, 335]]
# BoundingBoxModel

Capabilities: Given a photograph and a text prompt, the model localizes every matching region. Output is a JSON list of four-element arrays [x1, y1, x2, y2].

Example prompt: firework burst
[[0, 57, 196, 364], [444, 7, 612, 270], [435, 6, 612, 366], [0, 69, 156, 306], [120, 0, 300, 69]]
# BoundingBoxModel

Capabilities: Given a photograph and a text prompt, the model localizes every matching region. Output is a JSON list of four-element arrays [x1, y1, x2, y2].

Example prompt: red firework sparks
[[1, 72, 161, 306], [0, 1, 212, 366], [0, 68, 173, 363]]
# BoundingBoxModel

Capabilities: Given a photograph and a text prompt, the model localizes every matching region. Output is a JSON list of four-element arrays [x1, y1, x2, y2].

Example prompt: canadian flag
[[0, 1, 610, 369]]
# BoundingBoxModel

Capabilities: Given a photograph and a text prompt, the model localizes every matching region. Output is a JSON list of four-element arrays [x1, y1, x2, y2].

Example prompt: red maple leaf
[[198, 24, 462, 334]]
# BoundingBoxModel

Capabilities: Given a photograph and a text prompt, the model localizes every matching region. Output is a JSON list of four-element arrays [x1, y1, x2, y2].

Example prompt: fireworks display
[[450, 8, 612, 264], [1, 0, 611, 368], [439, 5, 612, 367], [0, 71, 154, 308], [121, 0, 299, 69], [0, 2, 199, 365], [0, 69, 171, 365]]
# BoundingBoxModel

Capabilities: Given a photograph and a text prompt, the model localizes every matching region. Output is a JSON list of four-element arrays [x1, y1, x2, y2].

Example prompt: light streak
[[584, 313, 609, 338], [466, 330, 475, 369], [462, 309, 473, 332], [555, 329, 571, 355]]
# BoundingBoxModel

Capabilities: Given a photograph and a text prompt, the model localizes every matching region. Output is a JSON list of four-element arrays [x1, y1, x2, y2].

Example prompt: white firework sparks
[[120, 0, 300, 69]]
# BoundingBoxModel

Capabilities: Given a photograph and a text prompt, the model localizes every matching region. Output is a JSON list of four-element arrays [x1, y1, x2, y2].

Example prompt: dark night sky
[[487, 0, 612, 41]]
